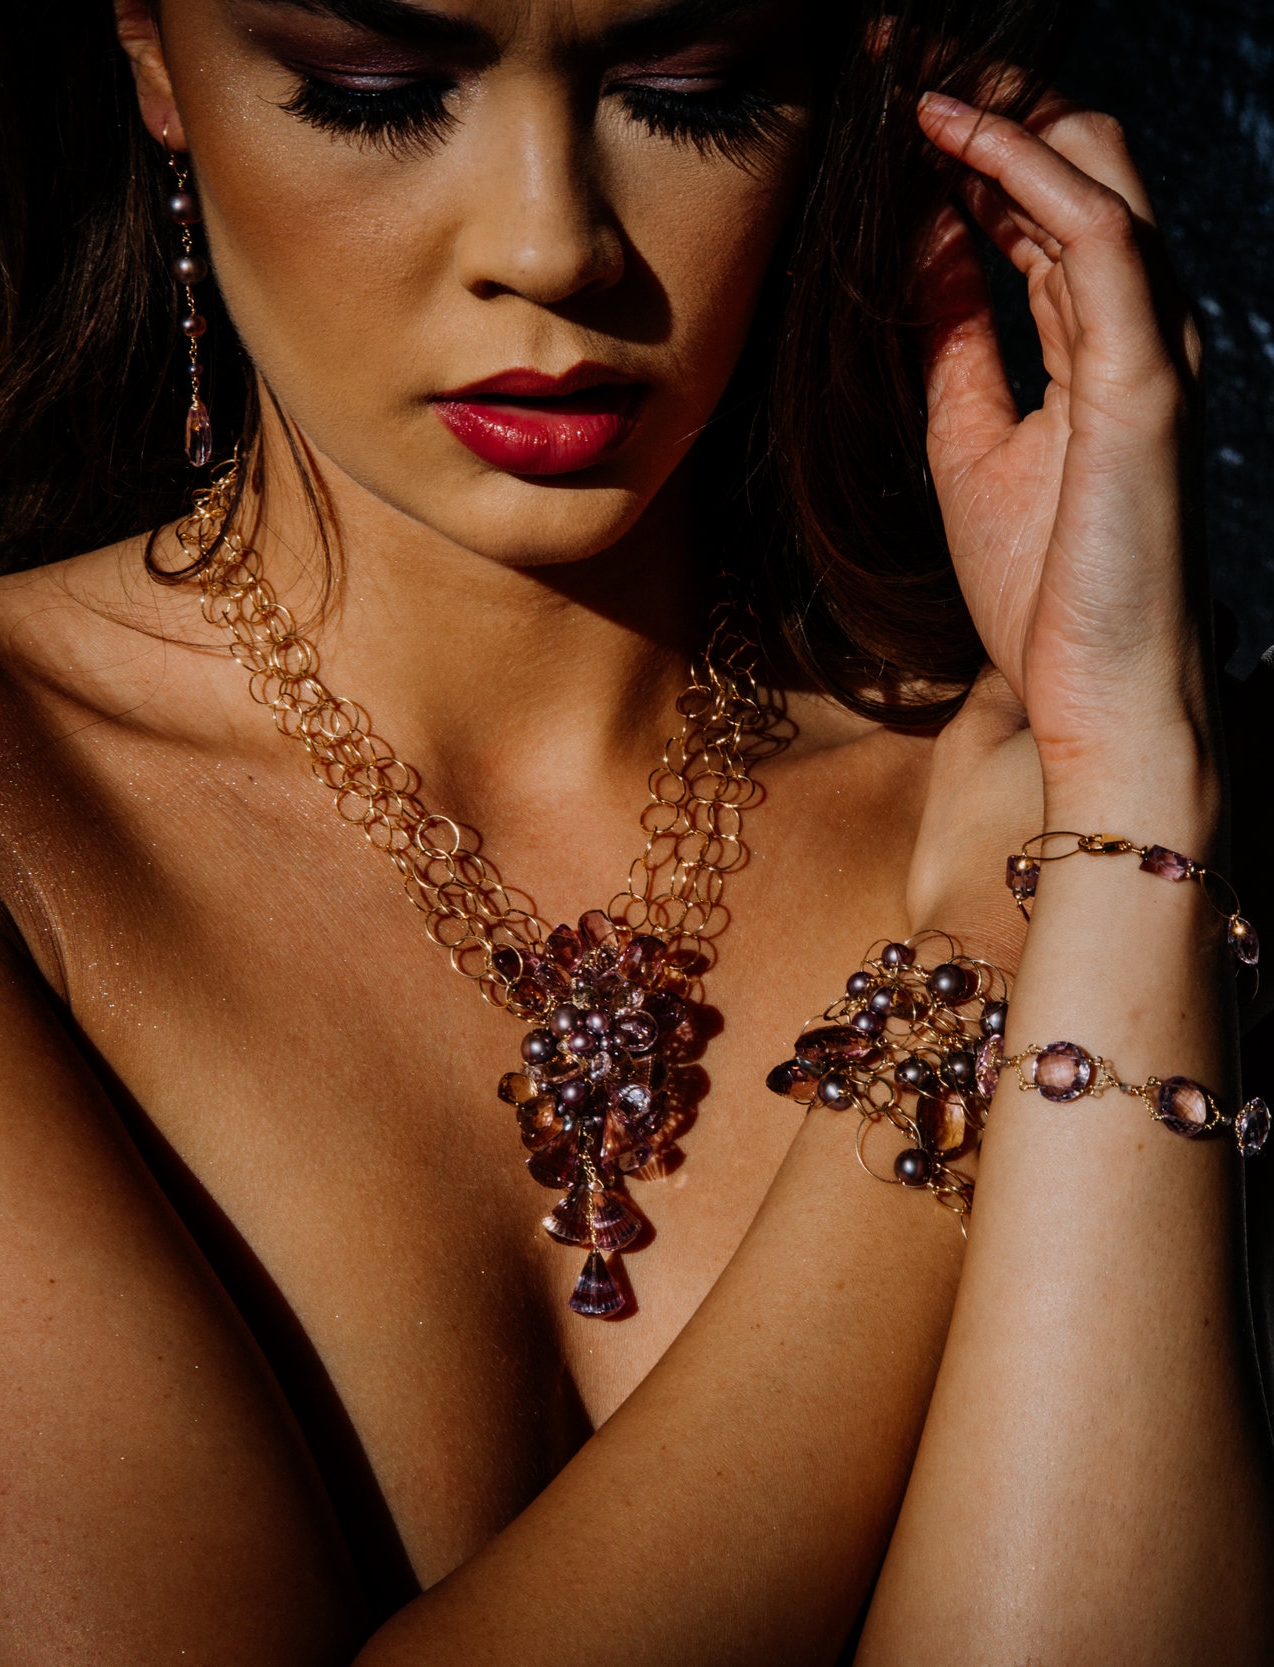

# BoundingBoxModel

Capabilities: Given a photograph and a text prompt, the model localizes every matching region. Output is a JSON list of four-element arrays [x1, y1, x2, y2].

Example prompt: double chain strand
[[176, 465, 768, 1315]]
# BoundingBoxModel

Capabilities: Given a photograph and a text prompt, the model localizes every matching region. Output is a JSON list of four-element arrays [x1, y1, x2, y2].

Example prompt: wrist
[[1037, 722, 1222, 853]]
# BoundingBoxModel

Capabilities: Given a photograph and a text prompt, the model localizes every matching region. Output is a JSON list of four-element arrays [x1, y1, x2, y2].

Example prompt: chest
[[3, 726, 932, 1587]]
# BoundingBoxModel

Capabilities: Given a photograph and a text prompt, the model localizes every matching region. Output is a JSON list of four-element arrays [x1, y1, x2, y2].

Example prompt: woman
[[0, 0, 1270, 1660]]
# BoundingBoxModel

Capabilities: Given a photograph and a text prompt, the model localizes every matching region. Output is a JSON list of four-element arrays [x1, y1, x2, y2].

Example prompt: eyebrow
[[241, 0, 771, 52]]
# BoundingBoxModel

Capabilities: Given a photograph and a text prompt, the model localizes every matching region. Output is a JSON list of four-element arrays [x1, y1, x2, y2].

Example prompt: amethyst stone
[[1139, 845, 1194, 883], [975, 1035, 1004, 1098], [1156, 1076, 1216, 1138], [1236, 1097, 1271, 1158], [1032, 1041, 1094, 1103], [184, 399, 212, 468], [1006, 855, 1040, 899], [1228, 916, 1260, 967]]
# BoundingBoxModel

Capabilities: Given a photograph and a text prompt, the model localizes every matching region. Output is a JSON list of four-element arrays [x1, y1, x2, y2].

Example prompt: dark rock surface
[[1000, 0, 1274, 670]]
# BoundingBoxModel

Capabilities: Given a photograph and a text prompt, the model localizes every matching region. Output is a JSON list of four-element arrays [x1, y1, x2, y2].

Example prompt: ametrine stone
[[1032, 1040, 1094, 1103], [516, 1095, 561, 1151], [1156, 1076, 1215, 1138], [917, 1092, 965, 1157], [569, 1250, 625, 1318], [498, 1071, 537, 1106], [975, 1035, 1004, 1098], [894, 1147, 933, 1186], [1236, 1097, 1271, 1158], [1228, 916, 1260, 967], [766, 1058, 816, 1100], [1139, 844, 1194, 883]]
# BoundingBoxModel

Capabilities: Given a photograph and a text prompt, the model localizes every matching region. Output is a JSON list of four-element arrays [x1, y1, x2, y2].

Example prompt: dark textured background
[[998, 0, 1273, 671]]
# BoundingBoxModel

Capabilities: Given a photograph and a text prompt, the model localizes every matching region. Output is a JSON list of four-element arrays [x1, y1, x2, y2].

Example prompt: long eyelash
[[616, 84, 791, 168], [279, 75, 458, 155]]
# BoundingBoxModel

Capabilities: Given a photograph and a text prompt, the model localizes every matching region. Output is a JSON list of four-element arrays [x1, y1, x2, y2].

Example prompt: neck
[[222, 403, 713, 835]]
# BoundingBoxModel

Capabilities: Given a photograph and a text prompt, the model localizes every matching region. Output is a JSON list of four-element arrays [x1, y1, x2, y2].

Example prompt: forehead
[[233, 0, 782, 50]]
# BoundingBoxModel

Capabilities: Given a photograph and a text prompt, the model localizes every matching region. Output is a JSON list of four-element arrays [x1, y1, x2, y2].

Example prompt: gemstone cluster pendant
[[496, 910, 695, 1318]]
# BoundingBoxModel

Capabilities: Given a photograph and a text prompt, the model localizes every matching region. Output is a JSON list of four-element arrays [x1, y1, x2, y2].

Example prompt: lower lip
[[431, 389, 641, 476]]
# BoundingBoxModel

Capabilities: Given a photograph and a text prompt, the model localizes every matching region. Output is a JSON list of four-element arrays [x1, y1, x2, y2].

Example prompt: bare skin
[[0, 0, 1270, 1662]]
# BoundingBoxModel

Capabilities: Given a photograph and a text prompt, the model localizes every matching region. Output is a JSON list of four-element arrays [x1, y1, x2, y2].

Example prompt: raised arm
[[856, 95, 1274, 1662]]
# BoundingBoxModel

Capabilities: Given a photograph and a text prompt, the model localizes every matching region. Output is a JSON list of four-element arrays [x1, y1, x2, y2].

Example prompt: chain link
[[176, 465, 767, 1007]]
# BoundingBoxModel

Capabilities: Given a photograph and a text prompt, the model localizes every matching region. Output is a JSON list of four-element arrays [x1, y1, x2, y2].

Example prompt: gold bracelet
[[977, 1036, 1270, 1156], [1005, 831, 1259, 969]]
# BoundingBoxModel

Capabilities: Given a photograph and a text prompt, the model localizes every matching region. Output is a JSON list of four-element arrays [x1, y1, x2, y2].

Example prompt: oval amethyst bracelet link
[[1001, 1039, 1269, 1157]]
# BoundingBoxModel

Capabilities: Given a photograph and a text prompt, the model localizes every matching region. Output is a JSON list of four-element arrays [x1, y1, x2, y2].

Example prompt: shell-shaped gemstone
[[1140, 844, 1193, 882], [184, 399, 212, 468], [543, 1183, 594, 1247], [1032, 1040, 1094, 1103], [974, 1035, 1004, 1098], [1228, 916, 1260, 967], [1156, 1076, 1216, 1138], [1236, 1097, 1271, 1158], [568, 1250, 625, 1318]]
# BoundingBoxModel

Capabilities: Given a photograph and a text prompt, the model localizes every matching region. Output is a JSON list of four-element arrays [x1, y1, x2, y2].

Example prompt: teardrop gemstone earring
[[165, 143, 212, 468]]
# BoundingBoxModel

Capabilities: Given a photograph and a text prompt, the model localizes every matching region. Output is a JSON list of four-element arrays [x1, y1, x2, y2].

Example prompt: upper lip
[[434, 361, 640, 400]]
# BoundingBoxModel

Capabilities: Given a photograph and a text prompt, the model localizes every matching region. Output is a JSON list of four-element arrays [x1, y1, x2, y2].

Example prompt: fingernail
[[919, 91, 977, 118]]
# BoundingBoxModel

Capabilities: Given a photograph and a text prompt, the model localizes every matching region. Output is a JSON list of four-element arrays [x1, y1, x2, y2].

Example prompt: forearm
[[858, 743, 1274, 1663], [356, 1111, 963, 1667]]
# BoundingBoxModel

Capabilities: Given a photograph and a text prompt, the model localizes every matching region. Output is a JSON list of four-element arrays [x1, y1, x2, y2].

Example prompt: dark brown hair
[[0, 1, 1067, 721]]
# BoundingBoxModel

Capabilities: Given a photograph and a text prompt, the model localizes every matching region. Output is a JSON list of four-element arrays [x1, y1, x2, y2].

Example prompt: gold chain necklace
[[176, 466, 767, 1318]]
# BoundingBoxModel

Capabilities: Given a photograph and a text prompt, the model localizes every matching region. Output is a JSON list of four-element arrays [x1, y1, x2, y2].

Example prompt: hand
[[914, 93, 1210, 784]]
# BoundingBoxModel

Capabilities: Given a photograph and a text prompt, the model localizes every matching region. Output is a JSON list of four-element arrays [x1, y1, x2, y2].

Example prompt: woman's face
[[124, 0, 812, 567]]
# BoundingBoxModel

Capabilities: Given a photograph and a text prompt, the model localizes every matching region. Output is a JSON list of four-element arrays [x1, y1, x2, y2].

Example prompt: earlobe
[[114, 0, 187, 149]]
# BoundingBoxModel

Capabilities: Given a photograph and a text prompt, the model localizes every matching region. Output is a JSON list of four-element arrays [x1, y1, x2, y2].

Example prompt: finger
[[914, 205, 1019, 477], [917, 94, 1169, 377], [1020, 100, 1157, 225]]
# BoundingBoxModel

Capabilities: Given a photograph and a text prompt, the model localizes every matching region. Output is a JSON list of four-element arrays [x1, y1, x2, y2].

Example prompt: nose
[[452, 80, 625, 307]]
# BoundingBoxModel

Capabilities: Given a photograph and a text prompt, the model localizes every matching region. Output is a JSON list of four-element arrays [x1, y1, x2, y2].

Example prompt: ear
[[115, 0, 187, 148]]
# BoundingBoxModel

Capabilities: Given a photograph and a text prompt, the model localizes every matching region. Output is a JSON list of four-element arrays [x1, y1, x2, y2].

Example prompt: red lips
[[431, 361, 642, 476]]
